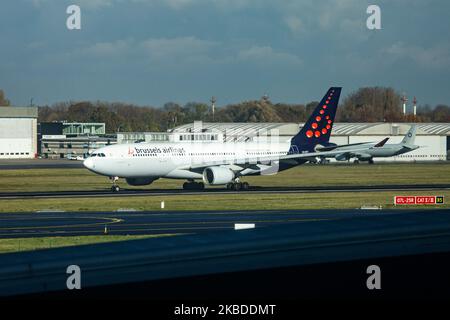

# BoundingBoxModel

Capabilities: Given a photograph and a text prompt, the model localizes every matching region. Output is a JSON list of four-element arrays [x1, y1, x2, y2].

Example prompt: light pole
[[211, 96, 216, 122]]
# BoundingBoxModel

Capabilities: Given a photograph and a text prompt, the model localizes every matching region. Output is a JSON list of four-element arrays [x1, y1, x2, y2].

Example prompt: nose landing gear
[[110, 176, 120, 192]]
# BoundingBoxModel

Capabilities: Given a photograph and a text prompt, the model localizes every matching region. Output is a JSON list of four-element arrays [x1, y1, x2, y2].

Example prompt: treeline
[[21, 87, 450, 133], [0, 90, 10, 106]]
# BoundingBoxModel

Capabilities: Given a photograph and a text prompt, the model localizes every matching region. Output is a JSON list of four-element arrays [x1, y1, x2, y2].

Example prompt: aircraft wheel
[[241, 182, 249, 190], [354, 159, 360, 164], [111, 185, 120, 192], [226, 183, 233, 190], [233, 183, 242, 191], [368, 159, 375, 164], [197, 182, 205, 190]]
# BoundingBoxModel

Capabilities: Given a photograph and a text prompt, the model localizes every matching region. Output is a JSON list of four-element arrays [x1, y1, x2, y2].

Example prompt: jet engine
[[315, 142, 338, 152], [202, 167, 235, 185], [125, 177, 158, 186], [335, 153, 351, 161]]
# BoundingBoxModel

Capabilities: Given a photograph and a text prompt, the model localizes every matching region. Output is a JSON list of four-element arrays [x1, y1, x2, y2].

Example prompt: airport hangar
[[0, 106, 38, 159], [118, 122, 450, 162], [38, 122, 114, 159]]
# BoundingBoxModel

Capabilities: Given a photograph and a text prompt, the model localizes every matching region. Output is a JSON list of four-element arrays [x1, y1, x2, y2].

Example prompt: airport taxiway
[[0, 183, 449, 199], [0, 209, 437, 238], [1, 208, 450, 298]]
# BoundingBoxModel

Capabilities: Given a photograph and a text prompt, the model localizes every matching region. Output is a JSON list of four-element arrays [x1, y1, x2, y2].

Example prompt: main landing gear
[[226, 180, 250, 191], [110, 176, 120, 192], [183, 180, 205, 190], [353, 159, 375, 165]]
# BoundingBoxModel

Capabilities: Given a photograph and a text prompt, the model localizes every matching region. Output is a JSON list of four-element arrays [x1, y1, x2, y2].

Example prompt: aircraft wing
[[180, 147, 371, 173], [315, 141, 369, 152]]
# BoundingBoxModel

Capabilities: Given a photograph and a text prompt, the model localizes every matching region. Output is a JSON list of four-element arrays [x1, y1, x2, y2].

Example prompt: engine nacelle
[[315, 142, 338, 152], [125, 177, 157, 186], [335, 153, 350, 161], [202, 167, 235, 185]]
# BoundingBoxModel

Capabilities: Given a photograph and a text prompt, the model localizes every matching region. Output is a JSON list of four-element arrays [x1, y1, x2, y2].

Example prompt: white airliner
[[83, 87, 362, 191], [319, 125, 419, 164]]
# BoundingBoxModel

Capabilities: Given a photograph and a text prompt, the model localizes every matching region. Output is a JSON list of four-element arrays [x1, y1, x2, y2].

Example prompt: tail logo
[[305, 91, 335, 139], [293, 87, 341, 150]]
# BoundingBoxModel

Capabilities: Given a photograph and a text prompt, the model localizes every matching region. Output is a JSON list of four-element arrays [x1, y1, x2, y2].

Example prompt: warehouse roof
[[171, 122, 299, 136], [172, 122, 450, 136], [331, 123, 450, 135], [0, 106, 38, 118]]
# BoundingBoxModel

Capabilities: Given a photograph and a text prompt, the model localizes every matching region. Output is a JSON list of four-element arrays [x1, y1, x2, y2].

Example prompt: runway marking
[[0, 217, 123, 231], [0, 218, 326, 236], [0, 218, 328, 237], [119, 218, 329, 227], [94, 210, 339, 218]]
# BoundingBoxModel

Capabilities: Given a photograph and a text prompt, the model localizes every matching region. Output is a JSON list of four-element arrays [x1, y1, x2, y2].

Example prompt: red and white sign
[[394, 196, 444, 205]]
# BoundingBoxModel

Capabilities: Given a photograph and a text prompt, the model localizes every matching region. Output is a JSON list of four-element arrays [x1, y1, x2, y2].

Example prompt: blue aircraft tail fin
[[290, 87, 342, 153]]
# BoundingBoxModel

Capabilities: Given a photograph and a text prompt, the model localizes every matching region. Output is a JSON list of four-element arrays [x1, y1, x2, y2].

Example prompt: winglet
[[374, 137, 389, 148]]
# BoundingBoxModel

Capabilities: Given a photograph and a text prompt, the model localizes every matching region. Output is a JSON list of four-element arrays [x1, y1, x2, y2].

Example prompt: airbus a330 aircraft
[[83, 87, 366, 191]]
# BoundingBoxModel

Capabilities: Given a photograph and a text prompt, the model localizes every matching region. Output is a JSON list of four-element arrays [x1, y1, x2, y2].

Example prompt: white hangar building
[[0, 106, 38, 159], [171, 122, 450, 162]]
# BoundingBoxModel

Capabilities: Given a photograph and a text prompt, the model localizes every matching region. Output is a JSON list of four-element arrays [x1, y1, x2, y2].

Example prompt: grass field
[[0, 190, 449, 213], [0, 234, 175, 254], [0, 162, 450, 193], [0, 163, 449, 254]]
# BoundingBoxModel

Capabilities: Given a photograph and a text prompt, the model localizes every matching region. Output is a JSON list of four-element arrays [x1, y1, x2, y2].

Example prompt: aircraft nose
[[83, 158, 95, 170]]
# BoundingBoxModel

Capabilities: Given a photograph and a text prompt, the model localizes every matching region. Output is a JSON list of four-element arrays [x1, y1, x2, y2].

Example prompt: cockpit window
[[91, 153, 105, 157]]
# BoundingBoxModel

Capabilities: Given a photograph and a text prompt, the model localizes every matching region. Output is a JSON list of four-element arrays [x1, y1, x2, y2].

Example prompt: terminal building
[[118, 121, 450, 162], [39, 122, 115, 159], [0, 106, 38, 159]]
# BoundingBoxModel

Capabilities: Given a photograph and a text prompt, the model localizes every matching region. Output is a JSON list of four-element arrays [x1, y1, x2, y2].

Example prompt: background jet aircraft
[[323, 125, 419, 164]]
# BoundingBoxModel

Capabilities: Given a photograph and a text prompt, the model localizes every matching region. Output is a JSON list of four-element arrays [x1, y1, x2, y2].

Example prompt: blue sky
[[1, 0, 449, 107]]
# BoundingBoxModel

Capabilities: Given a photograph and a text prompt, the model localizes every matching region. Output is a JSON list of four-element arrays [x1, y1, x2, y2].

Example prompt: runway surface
[[0, 159, 83, 169], [1, 183, 449, 199], [0, 208, 432, 238], [1, 209, 450, 298]]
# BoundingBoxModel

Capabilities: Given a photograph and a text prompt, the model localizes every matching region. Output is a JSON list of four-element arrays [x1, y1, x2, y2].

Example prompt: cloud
[[82, 39, 131, 56], [238, 46, 302, 66], [78, 37, 302, 68], [384, 42, 450, 69], [69, 36, 221, 69], [140, 36, 217, 59], [284, 16, 304, 34], [30, 0, 116, 9]]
